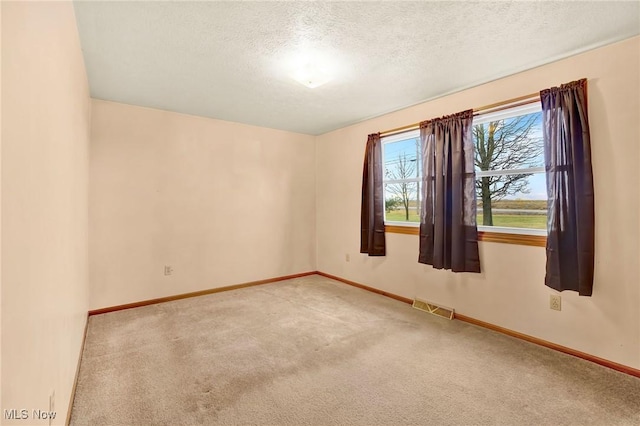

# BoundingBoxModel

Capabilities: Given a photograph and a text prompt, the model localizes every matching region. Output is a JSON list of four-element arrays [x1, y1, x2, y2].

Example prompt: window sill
[[384, 224, 546, 247], [477, 231, 546, 247]]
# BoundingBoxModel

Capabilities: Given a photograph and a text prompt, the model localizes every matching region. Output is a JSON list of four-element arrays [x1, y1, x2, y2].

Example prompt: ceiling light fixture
[[291, 62, 332, 89]]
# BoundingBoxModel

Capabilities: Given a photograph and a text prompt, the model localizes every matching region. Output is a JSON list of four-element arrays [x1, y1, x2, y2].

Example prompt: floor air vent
[[412, 298, 454, 320]]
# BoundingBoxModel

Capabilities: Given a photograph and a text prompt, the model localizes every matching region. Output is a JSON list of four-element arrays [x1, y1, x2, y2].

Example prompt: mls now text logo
[[4, 409, 57, 421]]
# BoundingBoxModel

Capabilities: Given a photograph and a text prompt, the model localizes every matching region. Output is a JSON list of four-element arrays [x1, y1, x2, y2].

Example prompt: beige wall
[[316, 37, 640, 369], [1, 2, 91, 424], [89, 100, 316, 310]]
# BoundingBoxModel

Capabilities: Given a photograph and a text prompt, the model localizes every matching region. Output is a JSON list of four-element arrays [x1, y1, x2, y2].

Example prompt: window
[[382, 100, 547, 244], [473, 102, 547, 236], [382, 130, 421, 225]]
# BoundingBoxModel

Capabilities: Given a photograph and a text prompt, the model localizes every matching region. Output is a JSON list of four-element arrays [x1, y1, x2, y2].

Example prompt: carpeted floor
[[71, 275, 640, 425]]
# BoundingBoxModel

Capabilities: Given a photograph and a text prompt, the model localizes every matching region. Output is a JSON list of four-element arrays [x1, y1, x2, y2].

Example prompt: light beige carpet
[[71, 275, 640, 425]]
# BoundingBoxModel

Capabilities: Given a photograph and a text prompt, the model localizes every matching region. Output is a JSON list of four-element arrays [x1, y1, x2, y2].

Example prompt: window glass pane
[[476, 173, 547, 229], [384, 182, 420, 223], [383, 137, 421, 181], [473, 111, 544, 172]]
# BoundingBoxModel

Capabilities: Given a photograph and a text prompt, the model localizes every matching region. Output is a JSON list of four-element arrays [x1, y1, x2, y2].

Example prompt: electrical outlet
[[550, 294, 561, 311], [164, 266, 173, 276], [345, 253, 350, 262]]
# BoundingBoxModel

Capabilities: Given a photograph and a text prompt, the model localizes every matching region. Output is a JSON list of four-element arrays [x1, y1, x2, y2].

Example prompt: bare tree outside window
[[385, 152, 416, 221], [473, 113, 544, 226], [384, 138, 421, 222]]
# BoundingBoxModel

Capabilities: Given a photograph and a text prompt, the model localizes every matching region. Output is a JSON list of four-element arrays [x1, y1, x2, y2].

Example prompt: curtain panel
[[418, 110, 481, 273], [360, 133, 386, 256], [540, 79, 595, 296]]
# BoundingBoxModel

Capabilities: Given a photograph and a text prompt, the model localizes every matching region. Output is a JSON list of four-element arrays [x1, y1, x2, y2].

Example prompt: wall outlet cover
[[550, 294, 561, 311]]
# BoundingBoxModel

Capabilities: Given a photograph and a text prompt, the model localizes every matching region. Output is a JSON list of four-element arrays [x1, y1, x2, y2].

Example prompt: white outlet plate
[[345, 253, 350, 262], [550, 294, 561, 311], [164, 266, 173, 276]]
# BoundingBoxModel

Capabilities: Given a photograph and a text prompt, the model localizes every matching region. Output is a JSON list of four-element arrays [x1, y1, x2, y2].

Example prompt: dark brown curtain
[[418, 110, 480, 272], [360, 133, 386, 256], [540, 79, 594, 296]]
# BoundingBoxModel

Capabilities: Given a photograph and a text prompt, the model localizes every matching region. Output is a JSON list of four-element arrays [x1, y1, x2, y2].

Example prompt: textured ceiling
[[74, 1, 639, 135]]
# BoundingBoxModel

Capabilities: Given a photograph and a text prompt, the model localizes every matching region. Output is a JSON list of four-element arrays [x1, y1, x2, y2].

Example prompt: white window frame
[[381, 129, 421, 227], [380, 102, 548, 239], [473, 101, 547, 236]]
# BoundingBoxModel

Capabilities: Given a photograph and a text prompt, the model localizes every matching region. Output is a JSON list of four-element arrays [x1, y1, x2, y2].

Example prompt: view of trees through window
[[473, 106, 546, 231], [383, 132, 421, 223], [382, 103, 547, 233]]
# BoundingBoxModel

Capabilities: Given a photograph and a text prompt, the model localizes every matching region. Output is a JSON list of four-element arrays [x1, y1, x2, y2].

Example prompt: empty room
[[2, 1, 640, 425]]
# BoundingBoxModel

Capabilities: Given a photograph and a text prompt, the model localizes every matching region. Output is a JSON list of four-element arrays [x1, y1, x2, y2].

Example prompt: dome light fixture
[[290, 60, 332, 89]]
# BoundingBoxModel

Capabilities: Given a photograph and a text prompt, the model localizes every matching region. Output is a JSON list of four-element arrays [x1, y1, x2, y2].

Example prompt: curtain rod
[[379, 91, 540, 137]]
